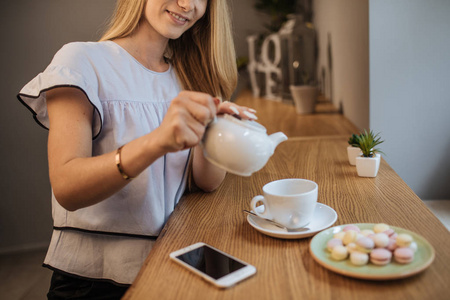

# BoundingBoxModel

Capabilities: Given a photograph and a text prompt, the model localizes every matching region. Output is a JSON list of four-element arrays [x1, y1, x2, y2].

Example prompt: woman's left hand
[[217, 101, 258, 120]]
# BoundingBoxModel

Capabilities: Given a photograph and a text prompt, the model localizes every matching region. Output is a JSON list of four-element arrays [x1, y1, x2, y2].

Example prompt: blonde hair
[[100, 0, 146, 41], [100, 0, 237, 100]]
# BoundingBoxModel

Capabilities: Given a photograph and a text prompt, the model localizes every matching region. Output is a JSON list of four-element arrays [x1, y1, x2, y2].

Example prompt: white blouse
[[18, 41, 190, 284]]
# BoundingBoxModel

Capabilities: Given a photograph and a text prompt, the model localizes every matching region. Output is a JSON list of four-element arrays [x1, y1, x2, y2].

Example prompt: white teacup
[[250, 179, 318, 229]]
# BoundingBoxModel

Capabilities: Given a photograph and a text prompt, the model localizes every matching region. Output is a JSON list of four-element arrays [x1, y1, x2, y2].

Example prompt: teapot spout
[[269, 132, 288, 149]]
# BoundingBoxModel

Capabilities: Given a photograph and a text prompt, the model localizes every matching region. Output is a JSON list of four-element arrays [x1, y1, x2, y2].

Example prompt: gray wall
[[0, 0, 115, 253], [370, 0, 450, 199], [230, 1, 270, 59], [0, 0, 267, 254]]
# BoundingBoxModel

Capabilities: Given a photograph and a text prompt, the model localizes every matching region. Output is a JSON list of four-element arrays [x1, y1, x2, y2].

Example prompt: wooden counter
[[234, 90, 358, 138], [123, 92, 450, 300]]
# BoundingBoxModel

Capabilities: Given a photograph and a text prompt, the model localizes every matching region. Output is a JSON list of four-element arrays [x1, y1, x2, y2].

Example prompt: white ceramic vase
[[347, 146, 362, 166], [290, 85, 318, 114], [356, 153, 381, 177]]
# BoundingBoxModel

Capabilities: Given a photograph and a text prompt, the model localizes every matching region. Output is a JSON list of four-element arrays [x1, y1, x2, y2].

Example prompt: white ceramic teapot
[[200, 114, 288, 176]]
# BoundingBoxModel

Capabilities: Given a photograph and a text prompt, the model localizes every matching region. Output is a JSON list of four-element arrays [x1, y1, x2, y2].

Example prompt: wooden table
[[234, 90, 357, 138], [123, 93, 450, 300]]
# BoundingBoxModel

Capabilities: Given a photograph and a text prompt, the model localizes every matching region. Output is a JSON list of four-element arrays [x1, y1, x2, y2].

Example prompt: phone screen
[[175, 245, 247, 280]]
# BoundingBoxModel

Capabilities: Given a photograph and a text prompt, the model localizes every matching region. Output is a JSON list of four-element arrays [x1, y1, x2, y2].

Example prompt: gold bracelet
[[115, 145, 134, 180]]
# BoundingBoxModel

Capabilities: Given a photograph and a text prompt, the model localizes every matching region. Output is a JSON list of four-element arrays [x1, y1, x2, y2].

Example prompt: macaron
[[343, 225, 361, 233], [394, 247, 414, 264], [355, 237, 375, 253], [346, 242, 358, 254], [409, 241, 418, 253], [331, 245, 349, 261], [350, 251, 369, 266], [372, 233, 390, 248], [370, 248, 392, 266], [383, 229, 397, 239], [374, 223, 390, 233], [343, 230, 358, 245], [386, 238, 398, 251], [361, 229, 375, 237], [334, 231, 346, 240], [327, 238, 343, 252], [396, 233, 413, 247]]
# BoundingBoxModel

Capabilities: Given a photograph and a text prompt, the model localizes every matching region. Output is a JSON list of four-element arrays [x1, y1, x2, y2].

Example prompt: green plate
[[309, 223, 435, 280]]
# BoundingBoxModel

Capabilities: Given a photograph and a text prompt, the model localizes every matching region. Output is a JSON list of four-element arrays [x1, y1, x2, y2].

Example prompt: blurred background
[[1, 0, 449, 257]]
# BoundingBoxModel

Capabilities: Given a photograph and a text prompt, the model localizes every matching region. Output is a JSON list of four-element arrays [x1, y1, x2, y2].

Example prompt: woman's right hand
[[45, 89, 219, 210], [155, 91, 219, 152], [46, 88, 220, 210]]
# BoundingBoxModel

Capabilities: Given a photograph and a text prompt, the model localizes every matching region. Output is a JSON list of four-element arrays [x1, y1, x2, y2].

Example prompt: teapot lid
[[222, 114, 267, 133]]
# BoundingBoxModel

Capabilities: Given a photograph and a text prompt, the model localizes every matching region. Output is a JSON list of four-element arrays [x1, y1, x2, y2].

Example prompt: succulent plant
[[347, 134, 361, 147], [357, 129, 384, 157]]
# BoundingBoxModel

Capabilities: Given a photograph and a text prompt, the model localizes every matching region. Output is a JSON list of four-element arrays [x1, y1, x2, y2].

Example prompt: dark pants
[[47, 271, 129, 300]]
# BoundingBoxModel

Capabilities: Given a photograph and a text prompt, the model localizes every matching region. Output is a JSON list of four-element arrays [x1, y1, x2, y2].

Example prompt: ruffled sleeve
[[17, 42, 103, 139]]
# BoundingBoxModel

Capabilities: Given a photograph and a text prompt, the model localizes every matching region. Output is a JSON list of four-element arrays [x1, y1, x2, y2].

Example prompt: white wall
[[313, 0, 369, 130], [313, 0, 450, 199], [0, 0, 115, 253], [370, 0, 450, 199]]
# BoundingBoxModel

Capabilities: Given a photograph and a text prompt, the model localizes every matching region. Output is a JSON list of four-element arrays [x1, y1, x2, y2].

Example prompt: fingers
[[158, 91, 218, 152], [159, 108, 205, 152], [178, 91, 218, 125], [218, 101, 258, 120], [158, 92, 259, 153], [172, 118, 205, 150]]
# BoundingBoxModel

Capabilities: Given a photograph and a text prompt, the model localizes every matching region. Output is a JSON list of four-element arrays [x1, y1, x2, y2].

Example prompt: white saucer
[[247, 203, 338, 239]]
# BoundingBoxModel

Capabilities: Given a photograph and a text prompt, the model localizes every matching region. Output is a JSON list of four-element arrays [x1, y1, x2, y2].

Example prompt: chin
[[164, 30, 186, 40], [161, 25, 193, 40], [167, 34, 183, 40]]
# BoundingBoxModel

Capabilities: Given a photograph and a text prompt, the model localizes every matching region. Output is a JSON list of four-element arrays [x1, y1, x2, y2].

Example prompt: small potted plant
[[355, 129, 384, 177], [347, 133, 362, 165]]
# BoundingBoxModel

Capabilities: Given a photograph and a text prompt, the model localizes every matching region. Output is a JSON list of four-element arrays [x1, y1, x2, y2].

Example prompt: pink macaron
[[371, 233, 390, 248], [386, 238, 398, 251], [327, 238, 343, 252], [394, 247, 414, 264], [383, 229, 398, 239], [370, 248, 392, 266], [343, 225, 361, 233]]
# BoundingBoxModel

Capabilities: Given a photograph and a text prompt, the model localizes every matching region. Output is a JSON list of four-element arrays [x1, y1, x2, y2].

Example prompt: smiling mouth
[[167, 10, 189, 22]]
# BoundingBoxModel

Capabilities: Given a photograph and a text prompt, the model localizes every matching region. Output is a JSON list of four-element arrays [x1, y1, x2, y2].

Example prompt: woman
[[18, 0, 256, 298]]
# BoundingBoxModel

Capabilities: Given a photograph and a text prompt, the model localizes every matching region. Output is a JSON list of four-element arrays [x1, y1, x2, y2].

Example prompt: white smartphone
[[169, 242, 256, 288]]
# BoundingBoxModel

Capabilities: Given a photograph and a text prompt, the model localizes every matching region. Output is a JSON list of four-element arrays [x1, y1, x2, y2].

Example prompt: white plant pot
[[347, 146, 362, 166], [290, 85, 318, 114], [356, 154, 381, 177]]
